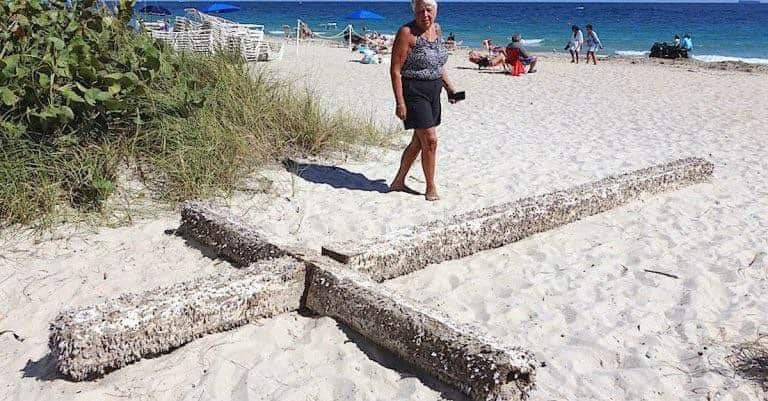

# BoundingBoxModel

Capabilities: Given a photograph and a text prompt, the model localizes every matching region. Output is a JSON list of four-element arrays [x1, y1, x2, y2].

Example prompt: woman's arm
[[440, 66, 456, 96], [390, 25, 412, 120]]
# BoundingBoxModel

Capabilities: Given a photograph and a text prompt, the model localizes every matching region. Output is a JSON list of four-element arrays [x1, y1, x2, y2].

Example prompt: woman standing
[[389, 0, 458, 201], [568, 25, 584, 64]]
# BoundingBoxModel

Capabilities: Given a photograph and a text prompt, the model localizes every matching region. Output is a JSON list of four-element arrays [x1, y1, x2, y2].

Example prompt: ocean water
[[137, 2, 768, 62]]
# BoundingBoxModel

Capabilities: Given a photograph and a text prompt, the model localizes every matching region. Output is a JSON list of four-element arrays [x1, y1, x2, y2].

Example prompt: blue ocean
[[136, 2, 768, 62]]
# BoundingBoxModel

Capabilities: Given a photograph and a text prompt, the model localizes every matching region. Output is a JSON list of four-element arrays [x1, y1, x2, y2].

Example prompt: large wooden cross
[[48, 158, 713, 401]]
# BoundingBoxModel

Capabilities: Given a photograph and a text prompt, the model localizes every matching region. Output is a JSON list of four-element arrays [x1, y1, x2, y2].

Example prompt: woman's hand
[[395, 103, 407, 120], [446, 87, 457, 104]]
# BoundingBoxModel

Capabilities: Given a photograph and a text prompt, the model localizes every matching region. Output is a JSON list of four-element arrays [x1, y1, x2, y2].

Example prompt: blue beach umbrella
[[137, 5, 171, 16], [344, 10, 385, 21], [203, 3, 241, 13]]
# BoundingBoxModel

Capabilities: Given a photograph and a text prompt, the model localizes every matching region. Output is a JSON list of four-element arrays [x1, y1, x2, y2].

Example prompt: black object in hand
[[449, 91, 465, 101]]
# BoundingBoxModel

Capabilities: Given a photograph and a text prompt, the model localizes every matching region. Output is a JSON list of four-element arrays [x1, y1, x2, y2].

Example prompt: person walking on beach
[[389, 0, 458, 201], [567, 25, 584, 63], [585, 24, 603, 65]]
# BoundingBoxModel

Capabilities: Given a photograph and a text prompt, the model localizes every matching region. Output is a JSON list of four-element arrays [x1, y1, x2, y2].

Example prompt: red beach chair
[[504, 47, 526, 76]]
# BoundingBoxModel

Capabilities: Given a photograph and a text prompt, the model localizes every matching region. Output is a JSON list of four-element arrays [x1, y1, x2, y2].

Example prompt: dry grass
[[728, 335, 768, 391]]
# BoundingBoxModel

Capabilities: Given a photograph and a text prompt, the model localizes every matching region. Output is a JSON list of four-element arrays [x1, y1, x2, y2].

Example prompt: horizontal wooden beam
[[322, 157, 714, 281], [50, 256, 305, 381]]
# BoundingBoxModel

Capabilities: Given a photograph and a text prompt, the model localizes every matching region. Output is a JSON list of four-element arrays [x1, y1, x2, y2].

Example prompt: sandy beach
[[2, 43, 768, 401]]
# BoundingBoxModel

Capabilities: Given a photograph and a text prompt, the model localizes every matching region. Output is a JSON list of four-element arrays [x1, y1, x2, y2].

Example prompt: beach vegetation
[[0, 0, 389, 226]]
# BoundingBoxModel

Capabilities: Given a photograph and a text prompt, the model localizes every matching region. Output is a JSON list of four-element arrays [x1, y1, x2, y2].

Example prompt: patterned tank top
[[401, 22, 449, 81]]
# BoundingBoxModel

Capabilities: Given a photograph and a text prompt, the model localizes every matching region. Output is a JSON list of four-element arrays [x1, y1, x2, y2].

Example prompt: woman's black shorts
[[402, 78, 442, 130]]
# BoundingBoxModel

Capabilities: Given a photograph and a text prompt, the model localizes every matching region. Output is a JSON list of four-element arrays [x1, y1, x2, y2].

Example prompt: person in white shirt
[[567, 25, 584, 64], [585, 24, 603, 65]]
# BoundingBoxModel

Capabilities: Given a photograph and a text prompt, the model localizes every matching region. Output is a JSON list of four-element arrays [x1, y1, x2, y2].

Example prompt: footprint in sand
[[562, 305, 578, 324]]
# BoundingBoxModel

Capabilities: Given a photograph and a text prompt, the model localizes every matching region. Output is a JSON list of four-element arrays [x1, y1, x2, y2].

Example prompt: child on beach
[[585, 24, 603, 65]]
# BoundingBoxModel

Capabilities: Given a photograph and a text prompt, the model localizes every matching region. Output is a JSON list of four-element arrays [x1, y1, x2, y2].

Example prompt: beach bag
[[649, 42, 688, 59], [649, 42, 664, 58]]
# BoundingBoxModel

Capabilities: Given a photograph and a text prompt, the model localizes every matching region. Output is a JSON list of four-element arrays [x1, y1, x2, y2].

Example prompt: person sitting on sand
[[681, 33, 693, 51], [445, 31, 457, 50], [673, 34, 681, 48], [507, 34, 538, 73], [482, 38, 494, 55], [468, 34, 537, 73], [299, 22, 313, 39]]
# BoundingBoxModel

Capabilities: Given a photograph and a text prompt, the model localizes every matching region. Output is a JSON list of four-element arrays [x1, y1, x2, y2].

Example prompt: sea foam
[[692, 54, 768, 65], [615, 50, 650, 57], [522, 38, 544, 46]]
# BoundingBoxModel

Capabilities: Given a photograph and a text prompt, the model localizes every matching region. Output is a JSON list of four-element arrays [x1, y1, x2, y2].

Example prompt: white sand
[[2, 43, 767, 401]]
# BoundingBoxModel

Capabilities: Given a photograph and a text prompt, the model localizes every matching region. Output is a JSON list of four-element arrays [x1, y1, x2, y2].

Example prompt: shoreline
[[273, 36, 768, 74]]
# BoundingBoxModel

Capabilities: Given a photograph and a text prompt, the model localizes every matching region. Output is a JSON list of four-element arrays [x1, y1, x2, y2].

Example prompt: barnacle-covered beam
[[49, 256, 305, 380], [303, 254, 537, 401], [180, 201, 285, 266], [322, 157, 714, 281]]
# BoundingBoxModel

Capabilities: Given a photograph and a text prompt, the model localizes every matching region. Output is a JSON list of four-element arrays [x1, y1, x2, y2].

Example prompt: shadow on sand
[[283, 159, 390, 193], [334, 321, 470, 401], [21, 354, 65, 381]]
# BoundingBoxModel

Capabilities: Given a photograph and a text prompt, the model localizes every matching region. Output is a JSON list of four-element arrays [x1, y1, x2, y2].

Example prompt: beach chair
[[281, 25, 293, 39], [257, 41, 285, 61], [504, 47, 526, 76]]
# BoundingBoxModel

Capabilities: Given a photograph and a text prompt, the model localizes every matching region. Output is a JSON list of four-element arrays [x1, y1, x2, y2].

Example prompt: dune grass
[[0, 49, 391, 227], [131, 52, 390, 201]]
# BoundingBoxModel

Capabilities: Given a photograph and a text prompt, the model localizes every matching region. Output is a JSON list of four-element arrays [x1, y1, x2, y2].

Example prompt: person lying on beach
[[360, 47, 384, 64], [468, 34, 537, 73], [366, 33, 392, 53]]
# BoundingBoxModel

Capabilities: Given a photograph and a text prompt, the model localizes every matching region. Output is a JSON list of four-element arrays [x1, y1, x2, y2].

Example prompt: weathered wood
[[323, 158, 714, 281], [49, 256, 305, 381], [180, 201, 285, 266], [304, 255, 538, 401]]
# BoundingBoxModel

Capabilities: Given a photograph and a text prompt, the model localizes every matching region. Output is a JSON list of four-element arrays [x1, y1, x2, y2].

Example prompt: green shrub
[[0, 0, 159, 140], [0, 0, 391, 226]]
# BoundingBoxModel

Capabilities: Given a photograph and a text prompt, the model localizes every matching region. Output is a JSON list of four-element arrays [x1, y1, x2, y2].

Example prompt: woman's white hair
[[411, 0, 437, 12]]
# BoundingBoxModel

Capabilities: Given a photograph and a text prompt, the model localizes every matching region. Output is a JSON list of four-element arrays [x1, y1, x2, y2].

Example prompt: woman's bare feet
[[425, 189, 439, 201], [389, 183, 421, 195]]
